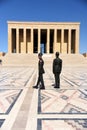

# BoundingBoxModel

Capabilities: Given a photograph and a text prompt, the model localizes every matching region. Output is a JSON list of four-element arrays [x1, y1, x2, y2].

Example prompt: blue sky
[[0, 0, 87, 53]]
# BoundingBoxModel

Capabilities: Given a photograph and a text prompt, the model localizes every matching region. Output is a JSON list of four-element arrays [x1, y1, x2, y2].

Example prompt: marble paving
[[0, 66, 87, 130], [26, 66, 87, 130], [44, 66, 87, 89], [0, 119, 5, 128], [0, 67, 35, 88], [0, 89, 22, 114], [0, 66, 36, 129], [37, 119, 87, 130], [39, 89, 87, 114]]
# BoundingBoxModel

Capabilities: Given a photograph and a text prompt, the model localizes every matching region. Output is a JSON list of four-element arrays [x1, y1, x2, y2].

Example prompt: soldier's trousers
[[36, 73, 45, 88], [54, 73, 60, 88]]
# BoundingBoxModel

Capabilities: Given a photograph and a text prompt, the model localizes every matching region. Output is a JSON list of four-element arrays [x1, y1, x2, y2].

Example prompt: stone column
[[31, 29, 33, 53], [47, 29, 49, 53], [61, 29, 64, 53], [24, 28, 26, 53], [75, 29, 79, 53], [68, 29, 71, 53], [8, 27, 12, 53], [38, 29, 40, 53], [16, 28, 19, 53], [54, 29, 57, 53]]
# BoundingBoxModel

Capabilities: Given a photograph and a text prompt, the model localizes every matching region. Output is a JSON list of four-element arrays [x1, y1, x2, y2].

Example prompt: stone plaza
[[0, 56, 87, 130]]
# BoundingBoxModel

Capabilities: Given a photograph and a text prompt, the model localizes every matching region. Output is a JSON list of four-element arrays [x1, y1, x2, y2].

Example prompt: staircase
[[1, 53, 38, 66], [60, 54, 87, 66], [43, 54, 87, 66], [1, 53, 87, 67]]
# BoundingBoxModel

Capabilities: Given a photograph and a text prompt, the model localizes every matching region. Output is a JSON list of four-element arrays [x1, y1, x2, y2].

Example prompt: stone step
[[1, 53, 87, 66]]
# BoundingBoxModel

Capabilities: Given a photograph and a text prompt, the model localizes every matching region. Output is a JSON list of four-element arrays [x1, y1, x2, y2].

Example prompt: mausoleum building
[[8, 21, 80, 54]]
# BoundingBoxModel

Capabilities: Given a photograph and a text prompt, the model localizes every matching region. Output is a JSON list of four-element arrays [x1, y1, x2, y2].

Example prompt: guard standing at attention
[[53, 52, 62, 88]]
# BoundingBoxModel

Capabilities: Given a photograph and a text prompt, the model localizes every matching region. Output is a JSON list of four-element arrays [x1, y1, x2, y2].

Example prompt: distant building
[[8, 21, 80, 54]]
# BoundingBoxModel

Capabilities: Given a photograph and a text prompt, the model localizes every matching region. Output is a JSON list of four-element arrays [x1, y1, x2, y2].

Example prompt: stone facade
[[8, 21, 80, 54]]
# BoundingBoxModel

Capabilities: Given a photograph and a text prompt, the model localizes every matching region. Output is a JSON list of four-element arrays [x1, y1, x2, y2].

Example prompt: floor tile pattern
[[39, 89, 87, 114], [0, 119, 5, 128], [0, 67, 34, 88], [0, 67, 35, 129], [0, 89, 22, 114], [0, 66, 87, 129], [37, 119, 87, 130], [36, 66, 87, 130], [44, 67, 87, 89]]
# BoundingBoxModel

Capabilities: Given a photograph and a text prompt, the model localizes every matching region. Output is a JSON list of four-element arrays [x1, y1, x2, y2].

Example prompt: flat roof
[[7, 21, 80, 25]]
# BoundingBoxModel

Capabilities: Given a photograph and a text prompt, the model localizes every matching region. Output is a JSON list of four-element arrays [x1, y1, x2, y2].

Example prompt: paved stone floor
[[0, 65, 87, 130]]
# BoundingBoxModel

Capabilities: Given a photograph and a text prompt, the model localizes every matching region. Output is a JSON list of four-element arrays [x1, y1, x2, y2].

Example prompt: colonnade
[[8, 22, 80, 54]]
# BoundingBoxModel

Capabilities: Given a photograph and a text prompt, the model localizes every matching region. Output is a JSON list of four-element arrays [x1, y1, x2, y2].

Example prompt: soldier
[[0, 59, 2, 65], [33, 53, 45, 90], [53, 52, 62, 88]]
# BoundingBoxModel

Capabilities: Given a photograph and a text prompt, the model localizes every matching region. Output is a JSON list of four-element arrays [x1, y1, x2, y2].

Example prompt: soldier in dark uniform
[[0, 59, 2, 65], [33, 53, 45, 90], [53, 52, 62, 88]]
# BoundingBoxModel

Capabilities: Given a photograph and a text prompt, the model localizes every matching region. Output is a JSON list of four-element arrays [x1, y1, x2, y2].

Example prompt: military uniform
[[0, 59, 2, 65], [53, 56, 62, 88], [36, 59, 45, 89], [33, 53, 45, 89]]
